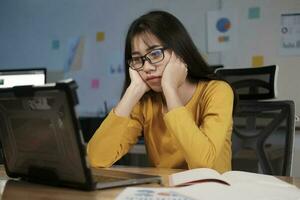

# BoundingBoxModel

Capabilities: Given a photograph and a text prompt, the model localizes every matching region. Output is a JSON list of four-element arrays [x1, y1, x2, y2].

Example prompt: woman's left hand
[[161, 51, 188, 91]]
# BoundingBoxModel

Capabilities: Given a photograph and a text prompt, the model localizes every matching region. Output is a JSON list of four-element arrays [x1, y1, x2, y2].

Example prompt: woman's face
[[131, 33, 171, 92]]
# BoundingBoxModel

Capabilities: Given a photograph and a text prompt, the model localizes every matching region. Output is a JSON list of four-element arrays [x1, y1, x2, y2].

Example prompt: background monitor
[[0, 68, 46, 88]]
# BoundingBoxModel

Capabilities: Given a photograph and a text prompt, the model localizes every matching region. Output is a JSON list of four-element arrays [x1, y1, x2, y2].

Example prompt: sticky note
[[252, 55, 264, 67], [91, 79, 100, 89], [248, 7, 260, 19], [96, 32, 105, 42], [52, 40, 60, 50]]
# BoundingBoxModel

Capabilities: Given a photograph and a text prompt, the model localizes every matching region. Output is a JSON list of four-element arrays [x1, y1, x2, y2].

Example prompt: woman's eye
[[149, 50, 162, 58], [132, 57, 142, 63]]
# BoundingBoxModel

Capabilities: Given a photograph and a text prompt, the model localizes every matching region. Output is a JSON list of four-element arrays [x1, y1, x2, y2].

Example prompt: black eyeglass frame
[[127, 47, 168, 71]]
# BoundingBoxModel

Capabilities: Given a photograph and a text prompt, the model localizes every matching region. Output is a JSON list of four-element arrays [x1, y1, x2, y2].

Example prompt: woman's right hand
[[129, 68, 150, 95], [114, 68, 149, 117]]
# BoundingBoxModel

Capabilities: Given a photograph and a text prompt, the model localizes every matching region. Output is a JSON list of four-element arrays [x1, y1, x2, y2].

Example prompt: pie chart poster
[[207, 11, 237, 52]]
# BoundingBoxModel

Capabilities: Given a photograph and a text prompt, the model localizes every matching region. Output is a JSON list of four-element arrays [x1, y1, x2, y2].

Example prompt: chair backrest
[[215, 65, 278, 100], [209, 65, 224, 72], [232, 100, 295, 176]]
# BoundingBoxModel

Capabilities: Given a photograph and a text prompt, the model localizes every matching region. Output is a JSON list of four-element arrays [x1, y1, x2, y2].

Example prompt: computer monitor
[[0, 68, 46, 88]]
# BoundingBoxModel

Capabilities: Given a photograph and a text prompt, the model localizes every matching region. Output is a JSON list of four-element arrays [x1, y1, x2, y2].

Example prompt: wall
[[221, 0, 300, 126], [0, 0, 219, 116]]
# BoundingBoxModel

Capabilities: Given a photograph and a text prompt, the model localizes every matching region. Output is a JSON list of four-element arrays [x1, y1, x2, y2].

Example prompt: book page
[[169, 168, 229, 186], [176, 181, 300, 200], [222, 170, 294, 188]]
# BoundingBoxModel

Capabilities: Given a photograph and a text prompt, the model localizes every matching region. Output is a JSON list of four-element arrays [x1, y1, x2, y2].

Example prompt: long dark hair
[[123, 10, 238, 112]]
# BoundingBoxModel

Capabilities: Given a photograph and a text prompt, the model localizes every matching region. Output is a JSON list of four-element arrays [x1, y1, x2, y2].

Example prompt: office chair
[[79, 116, 106, 143], [233, 100, 295, 176], [216, 65, 295, 176], [209, 65, 224, 72], [216, 65, 278, 100]]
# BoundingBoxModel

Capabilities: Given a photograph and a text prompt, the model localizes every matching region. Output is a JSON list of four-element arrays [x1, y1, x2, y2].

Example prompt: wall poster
[[280, 13, 300, 55]]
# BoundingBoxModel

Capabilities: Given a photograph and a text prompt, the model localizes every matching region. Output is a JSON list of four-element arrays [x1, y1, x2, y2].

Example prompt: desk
[[0, 165, 299, 200]]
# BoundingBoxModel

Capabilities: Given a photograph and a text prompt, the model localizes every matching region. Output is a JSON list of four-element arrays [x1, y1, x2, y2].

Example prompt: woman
[[87, 10, 235, 173]]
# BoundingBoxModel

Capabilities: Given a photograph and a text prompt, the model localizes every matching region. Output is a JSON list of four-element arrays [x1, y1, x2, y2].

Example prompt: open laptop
[[0, 68, 46, 88], [0, 79, 161, 190]]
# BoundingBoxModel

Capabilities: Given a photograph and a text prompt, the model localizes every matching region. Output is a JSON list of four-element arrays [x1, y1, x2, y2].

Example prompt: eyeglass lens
[[129, 48, 165, 70]]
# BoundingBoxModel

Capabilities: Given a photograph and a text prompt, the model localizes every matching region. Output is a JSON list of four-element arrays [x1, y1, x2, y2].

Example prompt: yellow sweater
[[87, 80, 234, 173]]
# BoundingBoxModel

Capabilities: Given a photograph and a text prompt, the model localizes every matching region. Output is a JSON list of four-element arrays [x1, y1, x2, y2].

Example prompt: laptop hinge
[[14, 85, 35, 97]]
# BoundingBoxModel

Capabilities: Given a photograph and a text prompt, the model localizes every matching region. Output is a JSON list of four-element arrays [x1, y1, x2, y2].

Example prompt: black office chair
[[209, 65, 224, 72], [233, 100, 295, 176], [79, 116, 106, 143], [216, 65, 278, 100], [216, 65, 295, 176]]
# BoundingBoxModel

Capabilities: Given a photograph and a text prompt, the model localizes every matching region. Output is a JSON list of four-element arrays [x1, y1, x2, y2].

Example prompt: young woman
[[87, 10, 236, 173]]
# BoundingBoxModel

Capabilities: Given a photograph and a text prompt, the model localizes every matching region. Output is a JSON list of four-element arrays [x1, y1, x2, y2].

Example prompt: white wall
[[221, 0, 300, 126], [0, 0, 219, 116]]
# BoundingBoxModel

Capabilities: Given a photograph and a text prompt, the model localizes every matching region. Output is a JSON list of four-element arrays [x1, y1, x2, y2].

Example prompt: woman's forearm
[[162, 85, 183, 111], [114, 84, 146, 117]]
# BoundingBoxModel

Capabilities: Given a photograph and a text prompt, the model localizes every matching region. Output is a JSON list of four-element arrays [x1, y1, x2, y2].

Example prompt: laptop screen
[[0, 81, 93, 189], [0, 68, 46, 88]]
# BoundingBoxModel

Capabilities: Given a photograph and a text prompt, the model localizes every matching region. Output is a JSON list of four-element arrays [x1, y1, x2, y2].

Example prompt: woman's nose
[[142, 60, 156, 73]]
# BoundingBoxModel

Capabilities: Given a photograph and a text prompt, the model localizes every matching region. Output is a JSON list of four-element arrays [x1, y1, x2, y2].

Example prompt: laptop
[[0, 68, 46, 88], [0, 79, 161, 190]]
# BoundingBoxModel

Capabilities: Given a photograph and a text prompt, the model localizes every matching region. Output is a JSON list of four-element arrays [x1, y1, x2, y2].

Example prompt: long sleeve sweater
[[87, 80, 234, 173]]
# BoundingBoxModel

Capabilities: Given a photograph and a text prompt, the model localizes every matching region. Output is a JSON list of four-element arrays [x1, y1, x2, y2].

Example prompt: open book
[[118, 169, 300, 200], [169, 168, 294, 188]]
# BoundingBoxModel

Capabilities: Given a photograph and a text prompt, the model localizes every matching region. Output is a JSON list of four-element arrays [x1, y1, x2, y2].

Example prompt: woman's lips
[[146, 76, 161, 84], [146, 76, 161, 80]]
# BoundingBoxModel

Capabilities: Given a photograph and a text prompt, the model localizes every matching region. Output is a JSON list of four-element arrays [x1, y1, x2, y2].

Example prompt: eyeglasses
[[128, 47, 168, 71]]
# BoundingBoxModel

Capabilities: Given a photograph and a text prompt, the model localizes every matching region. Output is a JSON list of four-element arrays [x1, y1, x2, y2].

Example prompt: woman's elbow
[[187, 150, 217, 169]]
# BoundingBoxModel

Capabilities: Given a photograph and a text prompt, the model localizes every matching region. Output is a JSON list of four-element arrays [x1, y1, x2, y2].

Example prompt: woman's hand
[[114, 68, 149, 117], [161, 51, 188, 111], [161, 51, 188, 91], [129, 68, 150, 94]]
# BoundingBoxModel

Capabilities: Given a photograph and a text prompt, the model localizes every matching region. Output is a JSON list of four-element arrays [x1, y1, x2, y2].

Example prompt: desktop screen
[[0, 68, 46, 88]]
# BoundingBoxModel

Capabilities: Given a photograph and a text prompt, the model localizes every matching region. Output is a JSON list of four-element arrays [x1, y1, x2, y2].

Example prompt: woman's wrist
[[114, 84, 145, 117], [128, 82, 148, 97], [162, 85, 183, 111]]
